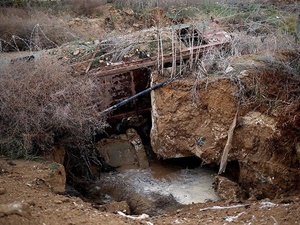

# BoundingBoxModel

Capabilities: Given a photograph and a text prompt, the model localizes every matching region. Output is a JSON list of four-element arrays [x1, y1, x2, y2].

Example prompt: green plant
[[279, 16, 298, 36]]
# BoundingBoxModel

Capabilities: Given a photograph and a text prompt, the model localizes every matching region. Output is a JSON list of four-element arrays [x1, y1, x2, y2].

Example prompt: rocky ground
[[1, 158, 300, 225]]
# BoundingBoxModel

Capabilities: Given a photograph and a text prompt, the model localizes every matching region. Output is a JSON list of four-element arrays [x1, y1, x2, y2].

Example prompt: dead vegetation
[[0, 0, 299, 201], [0, 7, 86, 51], [0, 53, 109, 158], [64, 0, 107, 17]]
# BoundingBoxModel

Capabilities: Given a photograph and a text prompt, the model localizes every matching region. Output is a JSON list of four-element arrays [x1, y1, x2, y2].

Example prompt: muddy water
[[145, 162, 219, 204], [98, 160, 219, 215]]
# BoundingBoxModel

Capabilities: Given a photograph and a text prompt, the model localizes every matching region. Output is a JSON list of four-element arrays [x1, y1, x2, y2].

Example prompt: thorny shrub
[[0, 53, 109, 158]]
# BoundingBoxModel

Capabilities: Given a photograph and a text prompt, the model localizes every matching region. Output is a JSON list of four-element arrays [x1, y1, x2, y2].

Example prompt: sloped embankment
[[151, 50, 300, 199]]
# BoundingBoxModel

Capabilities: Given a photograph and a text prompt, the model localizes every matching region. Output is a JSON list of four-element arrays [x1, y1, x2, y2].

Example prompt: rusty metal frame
[[89, 28, 231, 77]]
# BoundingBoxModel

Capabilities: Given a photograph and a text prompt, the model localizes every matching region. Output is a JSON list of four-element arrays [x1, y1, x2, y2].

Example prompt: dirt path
[[0, 158, 299, 225]]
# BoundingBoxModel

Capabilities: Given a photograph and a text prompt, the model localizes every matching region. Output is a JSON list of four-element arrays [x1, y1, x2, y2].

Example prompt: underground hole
[[222, 160, 240, 183], [63, 110, 222, 216]]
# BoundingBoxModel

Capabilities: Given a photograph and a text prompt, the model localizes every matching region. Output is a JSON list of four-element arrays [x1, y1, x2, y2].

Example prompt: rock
[[0, 202, 31, 218], [54, 200, 63, 204], [97, 128, 149, 169], [28, 162, 66, 194], [44, 145, 65, 165], [127, 128, 149, 169], [214, 176, 244, 202], [27, 200, 35, 206], [105, 201, 131, 214], [73, 49, 80, 56], [0, 188, 6, 195], [150, 69, 300, 199], [46, 163, 66, 194], [151, 71, 238, 160]]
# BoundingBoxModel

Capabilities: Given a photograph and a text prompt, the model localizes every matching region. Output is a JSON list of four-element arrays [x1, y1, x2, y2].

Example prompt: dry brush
[[0, 53, 109, 158]]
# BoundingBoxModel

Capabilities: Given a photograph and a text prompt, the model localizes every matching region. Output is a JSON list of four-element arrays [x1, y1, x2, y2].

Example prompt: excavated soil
[[150, 50, 300, 200], [1, 158, 300, 225]]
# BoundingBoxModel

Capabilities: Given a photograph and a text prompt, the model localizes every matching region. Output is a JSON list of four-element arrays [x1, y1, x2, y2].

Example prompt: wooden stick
[[85, 45, 99, 74], [218, 109, 238, 174]]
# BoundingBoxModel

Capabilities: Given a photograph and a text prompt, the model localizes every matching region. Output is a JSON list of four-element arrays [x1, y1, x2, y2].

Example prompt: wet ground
[[96, 159, 219, 215]]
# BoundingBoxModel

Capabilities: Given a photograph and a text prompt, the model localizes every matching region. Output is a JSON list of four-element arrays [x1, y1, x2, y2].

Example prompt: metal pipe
[[101, 78, 172, 114]]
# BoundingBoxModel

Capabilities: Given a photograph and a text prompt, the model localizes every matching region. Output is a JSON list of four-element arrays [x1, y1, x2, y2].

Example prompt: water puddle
[[98, 160, 219, 215], [120, 166, 219, 204]]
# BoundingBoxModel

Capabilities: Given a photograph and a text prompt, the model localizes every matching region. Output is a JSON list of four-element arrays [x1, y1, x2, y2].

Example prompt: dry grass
[[64, 0, 107, 17], [0, 53, 109, 158], [0, 8, 86, 51]]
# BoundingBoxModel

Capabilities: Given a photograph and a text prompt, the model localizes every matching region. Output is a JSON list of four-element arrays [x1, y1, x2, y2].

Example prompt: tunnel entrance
[[224, 160, 240, 183], [177, 26, 208, 47], [62, 65, 222, 216]]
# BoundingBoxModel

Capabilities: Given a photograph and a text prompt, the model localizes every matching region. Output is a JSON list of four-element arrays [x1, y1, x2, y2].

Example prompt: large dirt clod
[[150, 59, 300, 199]]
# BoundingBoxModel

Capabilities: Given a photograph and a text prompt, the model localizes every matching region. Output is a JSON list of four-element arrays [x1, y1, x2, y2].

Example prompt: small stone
[[225, 66, 234, 74], [0, 202, 31, 217], [54, 200, 63, 204], [214, 176, 245, 202], [73, 49, 80, 56], [105, 201, 131, 214], [123, 8, 134, 15], [62, 198, 70, 203], [27, 200, 36, 206], [0, 187, 6, 195]]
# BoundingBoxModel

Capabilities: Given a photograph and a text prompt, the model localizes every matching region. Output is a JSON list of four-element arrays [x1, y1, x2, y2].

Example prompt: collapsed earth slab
[[150, 58, 300, 199]]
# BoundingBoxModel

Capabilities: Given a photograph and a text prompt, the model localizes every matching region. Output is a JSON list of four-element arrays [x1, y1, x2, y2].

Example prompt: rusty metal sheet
[[99, 68, 151, 115]]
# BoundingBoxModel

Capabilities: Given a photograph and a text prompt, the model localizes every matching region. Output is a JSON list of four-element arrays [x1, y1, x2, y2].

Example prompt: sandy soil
[[1, 158, 300, 225]]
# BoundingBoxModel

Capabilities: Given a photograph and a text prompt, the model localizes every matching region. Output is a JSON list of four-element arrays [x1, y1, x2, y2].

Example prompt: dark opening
[[178, 27, 207, 47], [223, 160, 240, 182], [156, 156, 203, 169]]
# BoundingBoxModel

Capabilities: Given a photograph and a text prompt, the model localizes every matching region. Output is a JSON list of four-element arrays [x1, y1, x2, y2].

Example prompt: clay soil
[[0, 158, 300, 225]]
